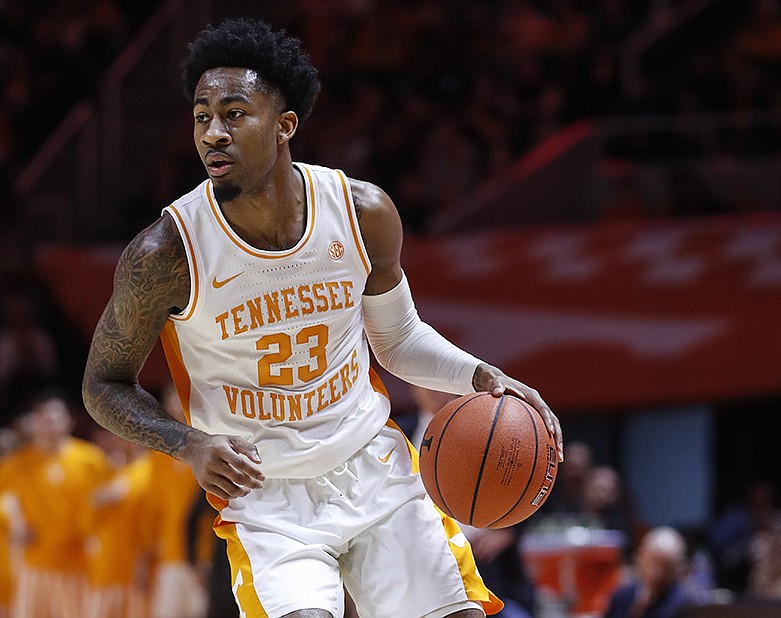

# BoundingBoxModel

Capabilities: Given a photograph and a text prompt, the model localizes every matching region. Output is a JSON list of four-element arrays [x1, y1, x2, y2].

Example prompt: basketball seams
[[488, 402, 540, 528], [469, 394, 504, 525], [421, 392, 556, 529], [432, 392, 485, 520]]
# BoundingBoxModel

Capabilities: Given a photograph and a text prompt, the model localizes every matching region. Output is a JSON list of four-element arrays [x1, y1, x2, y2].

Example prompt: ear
[[277, 111, 299, 144]]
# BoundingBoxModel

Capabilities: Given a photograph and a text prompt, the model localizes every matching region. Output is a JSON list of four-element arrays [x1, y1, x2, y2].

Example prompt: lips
[[205, 151, 234, 177]]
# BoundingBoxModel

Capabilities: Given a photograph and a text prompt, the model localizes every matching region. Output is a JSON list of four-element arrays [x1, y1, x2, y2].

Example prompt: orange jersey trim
[[166, 205, 199, 321], [160, 322, 193, 426], [205, 166, 316, 259], [336, 170, 371, 275], [368, 366, 390, 400]]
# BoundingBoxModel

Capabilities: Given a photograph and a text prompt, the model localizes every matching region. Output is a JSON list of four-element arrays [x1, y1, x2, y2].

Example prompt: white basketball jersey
[[160, 163, 391, 478]]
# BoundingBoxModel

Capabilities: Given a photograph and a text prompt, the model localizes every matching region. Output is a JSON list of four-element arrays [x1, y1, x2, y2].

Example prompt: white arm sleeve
[[362, 274, 483, 395]]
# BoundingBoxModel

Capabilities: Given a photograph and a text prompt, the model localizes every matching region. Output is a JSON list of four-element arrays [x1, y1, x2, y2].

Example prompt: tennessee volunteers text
[[214, 280, 355, 340]]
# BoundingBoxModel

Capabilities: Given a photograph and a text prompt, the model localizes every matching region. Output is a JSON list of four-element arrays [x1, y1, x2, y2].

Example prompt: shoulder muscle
[[87, 214, 189, 383], [349, 178, 403, 295], [113, 214, 190, 318]]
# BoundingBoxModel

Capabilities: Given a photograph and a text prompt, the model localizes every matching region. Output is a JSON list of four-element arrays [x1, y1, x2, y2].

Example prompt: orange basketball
[[418, 392, 557, 528]]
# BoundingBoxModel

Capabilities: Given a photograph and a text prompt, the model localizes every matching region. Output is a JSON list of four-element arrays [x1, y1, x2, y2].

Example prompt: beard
[[213, 181, 242, 203]]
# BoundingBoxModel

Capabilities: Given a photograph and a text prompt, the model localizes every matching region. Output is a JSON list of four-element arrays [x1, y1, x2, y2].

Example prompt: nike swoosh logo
[[212, 271, 244, 289], [378, 446, 396, 464]]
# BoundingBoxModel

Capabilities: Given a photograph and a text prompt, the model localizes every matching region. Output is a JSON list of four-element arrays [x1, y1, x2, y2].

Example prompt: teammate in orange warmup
[[0, 394, 111, 618], [147, 383, 208, 618], [84, 431, 154, 618]]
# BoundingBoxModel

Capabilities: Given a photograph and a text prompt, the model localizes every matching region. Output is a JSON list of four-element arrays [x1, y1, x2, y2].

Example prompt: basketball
[[418, 392, 557, 528]]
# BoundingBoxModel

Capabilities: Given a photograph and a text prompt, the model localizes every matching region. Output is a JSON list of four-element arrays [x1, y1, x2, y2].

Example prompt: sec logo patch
[[328, 241, 345, 260]]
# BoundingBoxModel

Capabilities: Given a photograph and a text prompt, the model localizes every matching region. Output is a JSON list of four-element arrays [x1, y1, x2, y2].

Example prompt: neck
[[218, 155, 306, 251]]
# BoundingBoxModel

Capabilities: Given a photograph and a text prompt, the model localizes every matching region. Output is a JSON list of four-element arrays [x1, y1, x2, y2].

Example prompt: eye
[[227, 109, 245, 120], [194, 112, 209, 124]]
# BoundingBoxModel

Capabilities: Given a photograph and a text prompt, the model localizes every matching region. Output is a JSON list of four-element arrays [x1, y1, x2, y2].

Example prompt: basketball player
[[82, 17, 563, 618]]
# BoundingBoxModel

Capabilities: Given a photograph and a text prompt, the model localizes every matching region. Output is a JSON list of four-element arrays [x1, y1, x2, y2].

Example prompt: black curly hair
[[182, 18, 321, 121]]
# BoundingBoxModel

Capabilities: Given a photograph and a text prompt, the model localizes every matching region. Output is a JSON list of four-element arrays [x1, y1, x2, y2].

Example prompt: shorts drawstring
[[315, 461, 359, 498]]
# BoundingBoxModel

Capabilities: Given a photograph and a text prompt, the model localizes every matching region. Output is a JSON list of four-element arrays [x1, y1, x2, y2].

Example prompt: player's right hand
[[181, 433, 265, 499]]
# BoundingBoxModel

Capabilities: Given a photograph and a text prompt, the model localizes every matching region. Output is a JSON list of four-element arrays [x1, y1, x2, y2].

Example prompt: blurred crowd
[[514, 440, 781, 617], [0, 0, 126, 176], [254, 0, 781, 227], [0, 0, 164, 195], [0, 279, 87, 427], [4, 1, 781, 236]]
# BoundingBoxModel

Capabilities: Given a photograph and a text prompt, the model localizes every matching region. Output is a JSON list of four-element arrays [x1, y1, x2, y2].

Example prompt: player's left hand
[[473, 363, 564, 462]]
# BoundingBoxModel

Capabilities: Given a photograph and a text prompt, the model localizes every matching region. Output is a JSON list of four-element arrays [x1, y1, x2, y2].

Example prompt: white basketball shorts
[[212, 422, 502, 618]]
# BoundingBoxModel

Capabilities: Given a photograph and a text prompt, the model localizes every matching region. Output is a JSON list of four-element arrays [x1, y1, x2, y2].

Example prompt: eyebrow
[[193, 93, 252, 108]]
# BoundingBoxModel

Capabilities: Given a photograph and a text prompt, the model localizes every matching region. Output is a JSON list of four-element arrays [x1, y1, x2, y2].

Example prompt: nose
[[202, 116, 231, 147]]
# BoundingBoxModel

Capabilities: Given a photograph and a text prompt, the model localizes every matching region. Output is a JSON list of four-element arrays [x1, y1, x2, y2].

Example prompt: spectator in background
[[0, 505, 11, 618], [415, 113, 481, 223], [462, 71, 522, 175], [147, 383, 208, 618], [542, 440, 594, 515], [0, 427, 20, 618], [0, 392, 110, 618], [603, 526, 694, 618], [708, 479, 781, 594], [570, 44, 623, 118], [402, 385, 452, 451], [185, 492, 234, 618], [582, 465, 640, 552], [0, 291, 58, 417], [84, 430, 154, 618], [748, 522, 781, 599]]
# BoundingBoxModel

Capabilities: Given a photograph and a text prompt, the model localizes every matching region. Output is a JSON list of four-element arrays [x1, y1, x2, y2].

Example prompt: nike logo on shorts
[[379, 446, 396, 464]]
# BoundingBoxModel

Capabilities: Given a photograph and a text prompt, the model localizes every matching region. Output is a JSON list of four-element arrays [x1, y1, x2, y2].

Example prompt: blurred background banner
[[404, 213, 781, 412]]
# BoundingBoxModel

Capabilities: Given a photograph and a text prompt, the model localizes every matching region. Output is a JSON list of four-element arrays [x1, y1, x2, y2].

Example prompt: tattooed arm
[[82, 214, 264, 499]]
